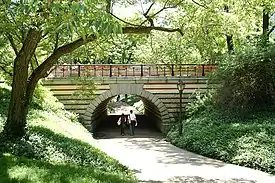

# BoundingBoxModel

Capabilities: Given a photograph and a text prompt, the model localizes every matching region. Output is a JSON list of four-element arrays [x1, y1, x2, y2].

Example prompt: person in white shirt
[[128, 110, 137, 135]]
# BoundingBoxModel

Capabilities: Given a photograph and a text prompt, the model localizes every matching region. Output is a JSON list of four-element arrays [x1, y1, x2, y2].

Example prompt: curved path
[[94, 129, 275, 183]]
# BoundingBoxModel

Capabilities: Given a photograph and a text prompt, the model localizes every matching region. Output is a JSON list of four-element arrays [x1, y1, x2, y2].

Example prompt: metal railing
[[47, 64, 217, 78]]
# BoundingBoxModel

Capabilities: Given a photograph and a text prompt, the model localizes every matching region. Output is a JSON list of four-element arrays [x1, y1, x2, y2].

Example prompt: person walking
[[117, 113, 127, 136], [128, 110, 137, 136]]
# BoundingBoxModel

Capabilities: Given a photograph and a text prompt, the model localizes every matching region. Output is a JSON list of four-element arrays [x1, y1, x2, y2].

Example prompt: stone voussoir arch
[[81, 83, 171, 132]]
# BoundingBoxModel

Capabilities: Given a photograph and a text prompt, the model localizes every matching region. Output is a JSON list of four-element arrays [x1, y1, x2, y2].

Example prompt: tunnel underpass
[[91, 95, 163, 136], [81, 84, 171, 136]]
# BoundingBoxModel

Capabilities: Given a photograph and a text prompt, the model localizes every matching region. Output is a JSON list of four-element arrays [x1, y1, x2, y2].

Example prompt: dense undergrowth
[[167, 110, 275, 174], [167, 41, 275, 175], [0, 84, 137, 183]]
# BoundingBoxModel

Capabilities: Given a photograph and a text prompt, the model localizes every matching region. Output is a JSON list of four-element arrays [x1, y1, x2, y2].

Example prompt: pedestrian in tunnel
[[117, 113, 127, 136], [128, 110, 137, 136]]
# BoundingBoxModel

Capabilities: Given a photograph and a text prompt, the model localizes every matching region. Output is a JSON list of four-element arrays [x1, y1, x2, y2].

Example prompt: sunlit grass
[[167, 110, 275, 174], [0, 85, 138, 183], [0, 153, 136, 183]]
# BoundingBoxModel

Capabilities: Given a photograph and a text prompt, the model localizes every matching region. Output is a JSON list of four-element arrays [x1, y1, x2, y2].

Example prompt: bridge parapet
[[43, 76, 213, 133], [47, 64, 216, 79]]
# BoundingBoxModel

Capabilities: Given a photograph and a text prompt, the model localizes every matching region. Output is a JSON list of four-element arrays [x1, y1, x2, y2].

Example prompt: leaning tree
[[0, 0, 184, 138]]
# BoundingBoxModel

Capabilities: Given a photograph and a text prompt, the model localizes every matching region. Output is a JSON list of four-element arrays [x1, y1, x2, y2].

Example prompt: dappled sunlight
[[95, 134, 275, 183], [0, 154, 136, 183]]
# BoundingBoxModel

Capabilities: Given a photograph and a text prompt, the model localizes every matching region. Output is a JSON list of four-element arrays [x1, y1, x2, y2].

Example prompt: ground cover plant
[[167, 110, 275, 174], [0, 85, 137, 183], [167, 41, 275, 175]]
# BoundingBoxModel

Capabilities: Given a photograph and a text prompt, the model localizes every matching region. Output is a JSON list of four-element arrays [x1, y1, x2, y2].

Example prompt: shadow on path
[[95, 129, 275, 183]]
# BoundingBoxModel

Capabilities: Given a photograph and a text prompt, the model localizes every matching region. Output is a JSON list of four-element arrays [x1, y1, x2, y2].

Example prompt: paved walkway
[[94, 129, 275, 183]]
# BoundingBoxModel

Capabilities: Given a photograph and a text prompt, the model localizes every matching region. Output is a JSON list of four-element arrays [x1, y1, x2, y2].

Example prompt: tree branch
[[123, 26, 183, 35], [0, 64, 12, 76], [54, 33, 59, 51], [191, 0, 209, 9], [26, 34, 97, 110], [140, 0, 183, 26], [268, 25, 275, 36], [144, 2, 155, 17], [6, 33, 19, 56], [106, 0, 112, 14], [28, 35, 97, 85]]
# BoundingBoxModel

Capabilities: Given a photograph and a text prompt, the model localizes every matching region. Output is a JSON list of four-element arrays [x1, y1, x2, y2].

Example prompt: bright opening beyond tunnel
[[94, 94, 162, 137]]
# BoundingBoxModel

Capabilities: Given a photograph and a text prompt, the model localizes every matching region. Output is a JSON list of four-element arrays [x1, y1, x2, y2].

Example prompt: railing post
[[202, 64, 205, 76], [78, 65, 81, 77], [109, 65, 112, 77], [156, 66, 159, 76], [172, 64, 174, 76], [141, 64, 143, 77]]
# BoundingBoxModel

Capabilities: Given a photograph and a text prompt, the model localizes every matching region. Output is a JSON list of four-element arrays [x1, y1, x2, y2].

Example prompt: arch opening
[[82, 84, 171, 135], [92, 94, 162, 133]]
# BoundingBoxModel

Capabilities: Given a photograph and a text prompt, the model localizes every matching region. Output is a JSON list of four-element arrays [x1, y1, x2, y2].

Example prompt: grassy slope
[[167, 110, 275, 174], [0, 85, 137, 183]]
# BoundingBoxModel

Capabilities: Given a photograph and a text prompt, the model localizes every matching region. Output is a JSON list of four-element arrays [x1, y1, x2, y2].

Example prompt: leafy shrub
[[167, 110, 275, 174], [31, 84, 64, 112], [0, 83, 137, 182], [0, 85, 10, 133], [121, 95, 141, 106], [211, 42, 275, 114], [186, 91, 214, 117], [0, 126, 130, 174], [0, 85, 11, 116], [72, 77, 96, 99]]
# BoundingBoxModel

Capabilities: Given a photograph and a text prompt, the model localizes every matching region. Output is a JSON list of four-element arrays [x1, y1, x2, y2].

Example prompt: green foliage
[[0, 85, 10, 116], [0, 84, 137, 183], [186, 91, 214, 117], [0, 153, 136, 183], [72, 77, 96, 99], [0, 85, 10, 132], [121, 95, 141, 106], [211, 41, 275, 114], [31, 84, 64, 112], [167, 110, 275, 174], [0, 125, 130, 174]]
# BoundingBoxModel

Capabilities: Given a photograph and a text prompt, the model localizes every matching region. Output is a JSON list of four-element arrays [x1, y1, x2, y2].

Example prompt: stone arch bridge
[[43, 64, 216, 133]]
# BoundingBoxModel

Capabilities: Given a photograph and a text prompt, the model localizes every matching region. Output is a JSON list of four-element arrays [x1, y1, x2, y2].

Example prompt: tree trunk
[[263, 9, 269, 35], [1, 23, 182, 139], [226, 34, 234, 54], [3, 29, 41, 139], [224, 5, 234, 54], [263, 9, 269, 43]]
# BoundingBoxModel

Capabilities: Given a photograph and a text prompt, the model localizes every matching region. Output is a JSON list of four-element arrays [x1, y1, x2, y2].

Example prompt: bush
[[211, 42, 275, 114], [186, 91, 214, 117], [0, 84, 137, 182], [31, 84, 64, 112], [0, 85, 11, 133], [167, 110, 275, 174]]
